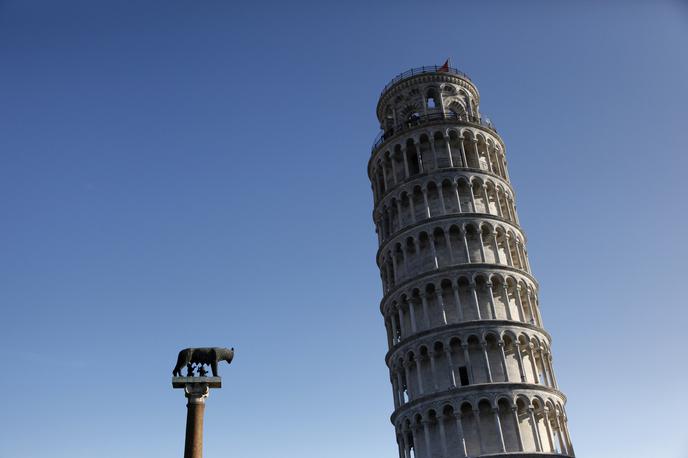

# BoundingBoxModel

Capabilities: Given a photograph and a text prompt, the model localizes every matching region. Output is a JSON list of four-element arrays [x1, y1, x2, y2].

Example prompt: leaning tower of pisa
[[368, 66, 574, 458]]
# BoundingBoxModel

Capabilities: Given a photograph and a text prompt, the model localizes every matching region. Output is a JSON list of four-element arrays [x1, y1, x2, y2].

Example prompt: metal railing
[[380, 66, 472, 96], [371, 111, 496, 153]]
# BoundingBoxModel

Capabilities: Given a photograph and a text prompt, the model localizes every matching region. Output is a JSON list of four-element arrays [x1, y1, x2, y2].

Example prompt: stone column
[[477, 229, 487, 262], [554, 414, 568, 455], [406, 298, 418, 333], [470, 282, 482, 319], [459, 137, 468, 168], [443, 135, 454, 167], [462, 343, 474, 384], [514, 285, 526, 322], [397, 307, 405, 339], [420, 293, 431, 329], [408, 195, 416, 224], [391, 373, 400, 409], [390, 316, 399, 344], [390, 155, 398, 185], [415, 357, 424, 395], [395, 201, 403, 229], [481, 342, 493, 382], [452, 282, 464, 322], [454, 412, 468, 458], [468, 183, 477, 212], [515, 343, 527, 382], [438, 185, 447, 214], [438, 414, 449, 458], [524, 289, 536, 325], [422, 187, 431, 218], [401, 429, 411, 458], [485, 282, 497, 319], [429, 235, 439, 269], [492, 231, 501, 264], [461, 228, 471, 262], [444, 233, 454, 264], [529, 407, 543, 452], [430, 140, 439, 169], [492, 407, 506, 453], [542, 408, 555, 452], [498, 340, 509, 382], [482, 185, 490, 213], [429, 351, 439, 391], [501, 284, 512, 320], [396, 370, 406, 404], [494, 189, 504, 218], [527, 344, 540, 383], [422, 420, 432, 457], [184, 384, 209, 458], [445, 347, 456, 387], [173, 377, 221, 458], [452, 182, 462, 212], [547, 353, 559, 389], [416, 146, 424, 173], [435, 289, 448, 325], [473, 408, 485, 455], [511, 406, 524, 452], [505, 234, 517, 268], [402, 148, 410, 178], [403, 362, 413, 400]]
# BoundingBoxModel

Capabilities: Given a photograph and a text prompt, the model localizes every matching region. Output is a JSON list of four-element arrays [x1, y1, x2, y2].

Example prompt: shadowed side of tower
[[367, 66, 574, 458]]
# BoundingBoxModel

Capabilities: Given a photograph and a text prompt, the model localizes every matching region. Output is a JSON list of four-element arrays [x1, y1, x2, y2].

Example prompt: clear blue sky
[[1, 1, 686, 457]]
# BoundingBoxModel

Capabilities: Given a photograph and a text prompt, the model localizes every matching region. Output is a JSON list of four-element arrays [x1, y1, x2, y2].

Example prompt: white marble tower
[[368, 66, 574, 457]]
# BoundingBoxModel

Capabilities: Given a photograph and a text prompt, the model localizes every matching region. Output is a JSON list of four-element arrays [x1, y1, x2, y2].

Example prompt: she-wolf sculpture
[[173, 347, 234, 377]]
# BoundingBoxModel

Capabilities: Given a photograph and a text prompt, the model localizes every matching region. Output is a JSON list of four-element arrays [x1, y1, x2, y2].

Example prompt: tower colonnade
[[367, 66, 574, 458]]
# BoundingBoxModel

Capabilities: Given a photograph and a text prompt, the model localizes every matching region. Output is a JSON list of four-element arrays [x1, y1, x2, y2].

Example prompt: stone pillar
[[435, 289, 448, 325], [511, 407, 524, 452], [438, 414, 449, 458], [459, 137, 468, 168], [173, 377, 221, 458], [481, 342, 493, 382], [454, 412, 468, 458], [438, 185, 447, 214], [422, 187, 431, 218], [492, 407, 506, 453], [452, 282, 463, 322], [445, 348, 456, 387], [184, 384, 208, 458]]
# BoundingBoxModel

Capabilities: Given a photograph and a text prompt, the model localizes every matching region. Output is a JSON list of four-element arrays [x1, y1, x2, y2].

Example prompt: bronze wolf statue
[[172, 347, 234, 377]]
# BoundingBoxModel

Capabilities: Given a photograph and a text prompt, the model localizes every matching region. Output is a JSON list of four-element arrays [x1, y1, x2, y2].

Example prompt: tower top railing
[[371, 111, 496, 154], [380, 66, 473, 97]]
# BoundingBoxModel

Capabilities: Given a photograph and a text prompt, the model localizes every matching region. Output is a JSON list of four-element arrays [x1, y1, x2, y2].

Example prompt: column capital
[[184, 383, 210, 405]]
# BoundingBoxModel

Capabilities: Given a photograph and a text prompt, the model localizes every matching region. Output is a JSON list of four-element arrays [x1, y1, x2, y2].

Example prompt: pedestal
[[173, 377, 222, 458]]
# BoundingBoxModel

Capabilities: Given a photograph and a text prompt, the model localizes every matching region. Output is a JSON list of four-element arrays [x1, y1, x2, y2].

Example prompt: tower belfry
[[368, 65, 574, 457]]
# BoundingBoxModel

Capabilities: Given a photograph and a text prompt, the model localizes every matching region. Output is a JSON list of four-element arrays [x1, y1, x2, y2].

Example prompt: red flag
[[438, 59, 449, 72]]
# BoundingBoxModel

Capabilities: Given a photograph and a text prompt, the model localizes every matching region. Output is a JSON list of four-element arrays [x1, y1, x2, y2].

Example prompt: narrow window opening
[[458, 366, 470, 386]]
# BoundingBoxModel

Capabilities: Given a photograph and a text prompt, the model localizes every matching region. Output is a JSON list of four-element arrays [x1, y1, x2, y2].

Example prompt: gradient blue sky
[[1, 1, 687, 457]]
